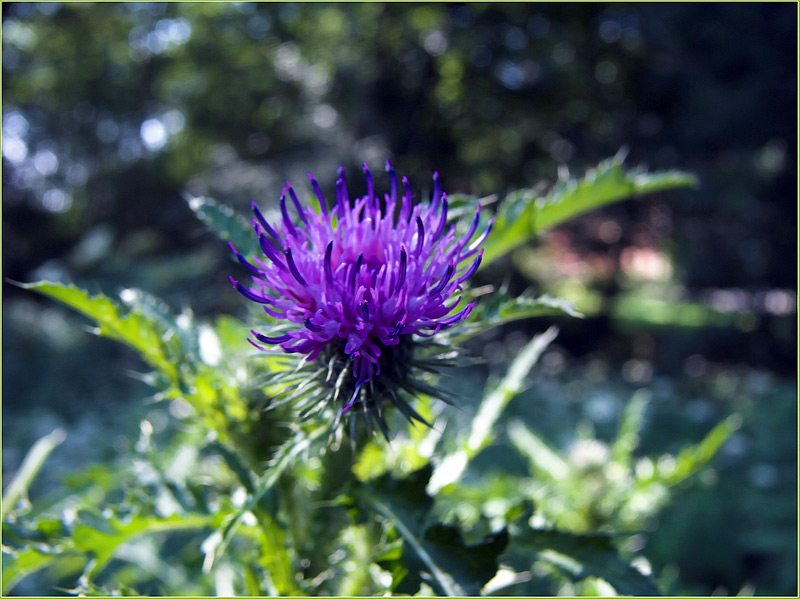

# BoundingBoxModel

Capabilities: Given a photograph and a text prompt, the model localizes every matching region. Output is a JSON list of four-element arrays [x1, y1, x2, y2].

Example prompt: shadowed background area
[[2, 3, 796, 596]]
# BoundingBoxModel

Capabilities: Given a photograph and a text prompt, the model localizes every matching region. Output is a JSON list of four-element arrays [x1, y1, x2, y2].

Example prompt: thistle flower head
[[229, 162, 493, 435]]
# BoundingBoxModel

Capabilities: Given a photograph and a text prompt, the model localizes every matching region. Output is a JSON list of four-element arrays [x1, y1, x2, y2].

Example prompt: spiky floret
[[229, 161, 493, 436]]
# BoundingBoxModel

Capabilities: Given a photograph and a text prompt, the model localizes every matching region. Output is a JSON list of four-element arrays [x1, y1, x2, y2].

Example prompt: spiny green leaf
[[482, 188, 537, 267], [21, 281, 179, 384], [118, 287, 197, 363], [533, 154, 697, 234], [3, 508, 215, 592], [481, 153, 697, 266], [513, 526, 662, 596], [421, 525, 509, 595], [186, 194, 258, 256], [454, 290, 578, 341], [359, 467, 507, 596]]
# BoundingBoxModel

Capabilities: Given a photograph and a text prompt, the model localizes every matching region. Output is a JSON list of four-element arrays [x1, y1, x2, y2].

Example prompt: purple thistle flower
[[229, 161, 493, 435]]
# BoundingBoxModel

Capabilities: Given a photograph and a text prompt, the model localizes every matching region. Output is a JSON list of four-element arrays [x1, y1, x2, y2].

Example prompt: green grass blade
[[507, 421, 570, 483], [2, 428, 66, 519], [428, 327, 558, 494]]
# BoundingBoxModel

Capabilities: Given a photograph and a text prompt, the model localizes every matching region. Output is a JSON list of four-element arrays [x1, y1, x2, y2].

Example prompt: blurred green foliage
[[2, 2, 796, 596], [2, 302, 737, 596]]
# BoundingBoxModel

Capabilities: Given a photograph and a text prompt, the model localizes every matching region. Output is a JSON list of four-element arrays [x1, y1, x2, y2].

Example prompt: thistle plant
[[6, 155, 739, 597], [228, 162, 491, 438]]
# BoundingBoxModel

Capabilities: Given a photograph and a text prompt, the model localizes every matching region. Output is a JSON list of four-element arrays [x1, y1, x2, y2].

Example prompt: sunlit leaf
[[481, 153, 697, 266], [118, 287, 197, 364], [1, 546, 60, 592], [454, 290, 577, 341], [651, 414, 742, 488], [21, 281, 179, 384]]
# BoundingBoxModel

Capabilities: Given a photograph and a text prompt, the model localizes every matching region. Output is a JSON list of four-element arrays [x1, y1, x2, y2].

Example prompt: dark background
[[2, 3, 797, 595]]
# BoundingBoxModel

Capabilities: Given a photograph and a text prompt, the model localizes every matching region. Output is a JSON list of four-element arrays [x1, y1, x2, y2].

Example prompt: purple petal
[[324, 241, 334, 285], [462, 215, 495, 258], [436, 301, 476, 327], [252, 330, 292, 344], [285, 181, 309, 226], [230, 276, 274, 304], [307, 172, 328, 216], [385, 160, 397, 202], [257, 229, 287, 270], [432, 193, 448, 241], [456, 248, 483, 285], [262, 304, 283, 318], [284, 247, 307, 286], [251, 203, 282, 245], [228, 242, 261, 275], [457, 204, 481, 251], [304, 316, 323, 332], [335, 176, 349, 209], [429, 262, 455, 296], [391, 316, 407, 336], [413, 216, 425, 257], [396, 246, 407, 292], [431, 170, 442, 214], [279, 189, 297, 237], [349, 253, 363, 293], [401, 176, 413, 222], [363, 162, 375, 206]]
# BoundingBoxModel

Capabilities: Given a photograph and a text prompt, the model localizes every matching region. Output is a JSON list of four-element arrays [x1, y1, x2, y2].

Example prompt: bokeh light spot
[[140, 118, 167, 151]]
